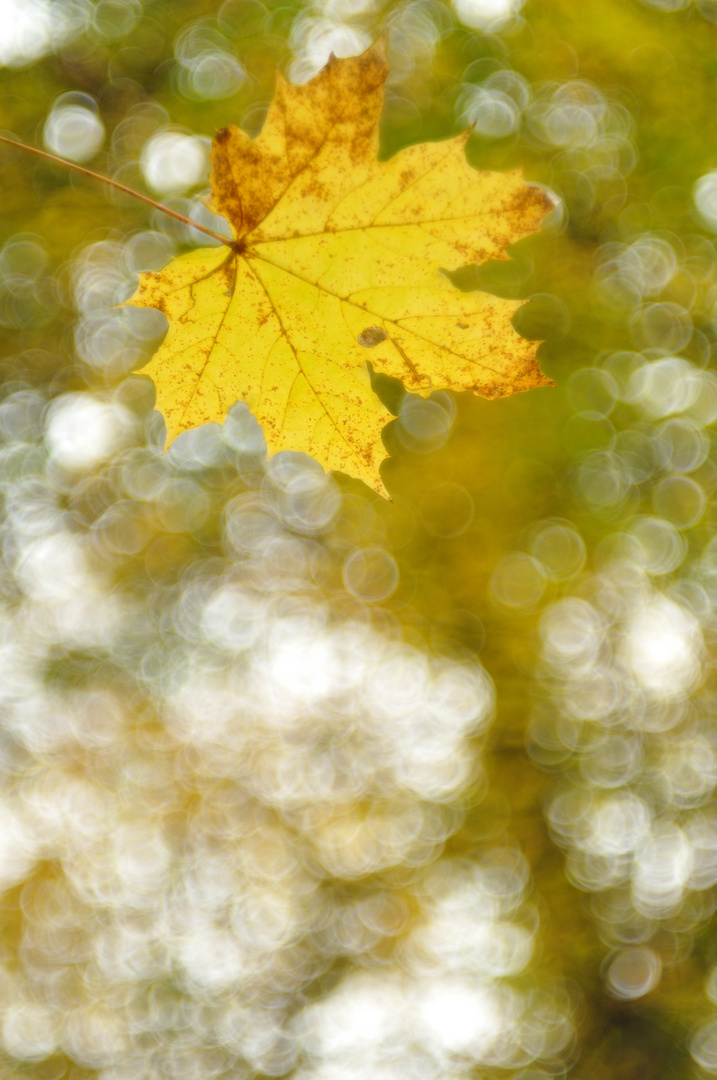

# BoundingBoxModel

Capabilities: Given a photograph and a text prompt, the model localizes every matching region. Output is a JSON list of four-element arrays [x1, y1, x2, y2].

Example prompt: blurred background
[[1, 0, 717, 1077]]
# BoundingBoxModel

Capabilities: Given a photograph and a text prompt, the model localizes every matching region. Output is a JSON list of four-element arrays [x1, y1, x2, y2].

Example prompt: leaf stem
[[0, 134, 235, 249]]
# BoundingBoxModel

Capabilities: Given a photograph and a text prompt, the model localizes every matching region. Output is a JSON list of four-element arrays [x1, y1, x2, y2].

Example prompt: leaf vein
[[253, 251, 521, 387], [244, 258, 360, 455]]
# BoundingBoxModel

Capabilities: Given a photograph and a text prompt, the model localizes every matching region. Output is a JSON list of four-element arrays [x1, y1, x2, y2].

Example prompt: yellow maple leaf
[[127, 42, 554, 496]]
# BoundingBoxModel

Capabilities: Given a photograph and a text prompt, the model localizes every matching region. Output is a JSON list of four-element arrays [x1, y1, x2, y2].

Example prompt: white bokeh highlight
[[45, 394, 136, 470], [694, 171, 717, 232], [452, 0, 524, 30], [43, 102, 105, 162], [140, 130, 210, 195]]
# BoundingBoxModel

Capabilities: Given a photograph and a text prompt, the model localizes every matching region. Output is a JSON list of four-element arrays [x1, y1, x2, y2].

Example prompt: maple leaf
[[126, 43, 554, 496]]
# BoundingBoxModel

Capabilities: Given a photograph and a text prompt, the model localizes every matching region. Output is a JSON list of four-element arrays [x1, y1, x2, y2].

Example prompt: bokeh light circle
[[140, 130, 210, 195], [652, 475, 706, 527], [343, 546, 400, 602], [43, 98, 105, 162], [491, 554, 546, 611], [694, 171, 717, 232], [605, 948, 662, 1000], [452, 0, 525, 31]]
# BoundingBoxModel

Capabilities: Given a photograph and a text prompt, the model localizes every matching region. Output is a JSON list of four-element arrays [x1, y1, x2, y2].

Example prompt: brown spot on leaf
[[358, 326, 388, 348]]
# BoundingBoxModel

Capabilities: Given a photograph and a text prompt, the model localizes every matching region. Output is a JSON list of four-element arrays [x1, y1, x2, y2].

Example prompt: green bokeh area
[[2, 1, 717, 1079]]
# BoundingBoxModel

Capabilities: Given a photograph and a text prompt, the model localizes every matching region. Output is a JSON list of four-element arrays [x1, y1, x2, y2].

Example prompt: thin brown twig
[[0, 134, 236, 250]]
